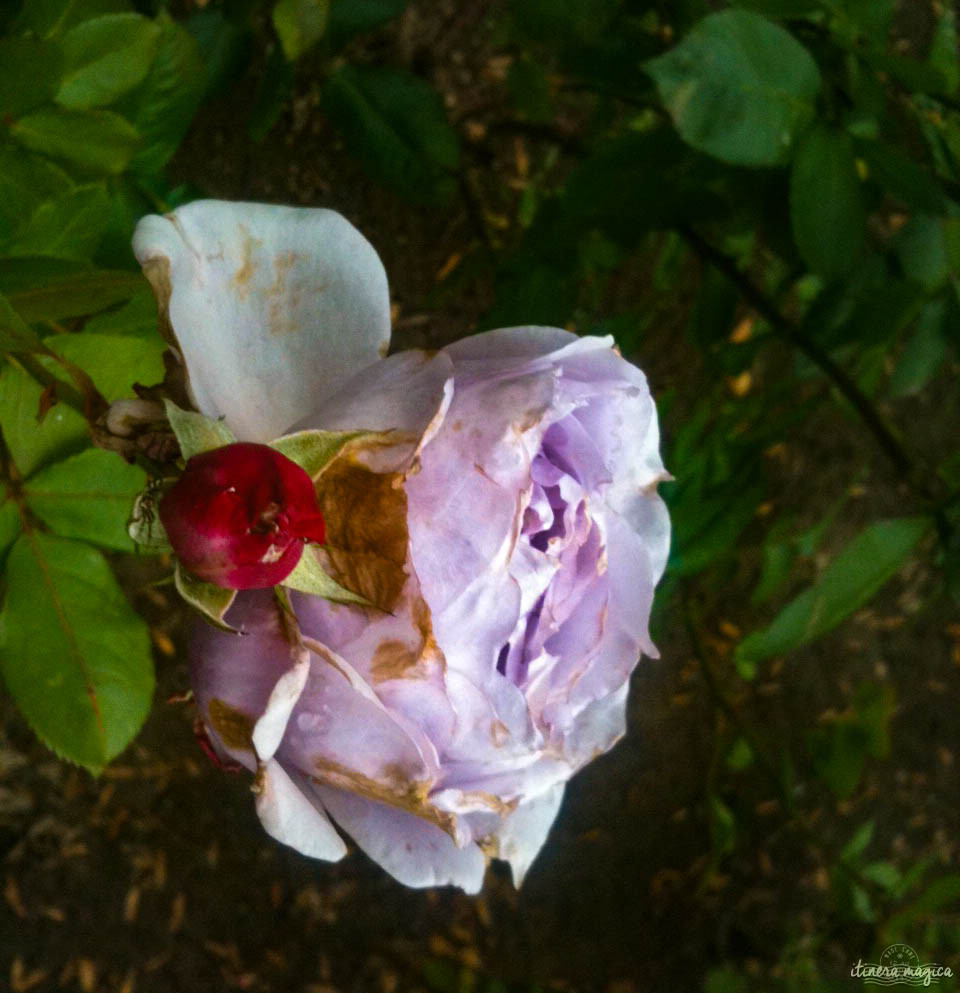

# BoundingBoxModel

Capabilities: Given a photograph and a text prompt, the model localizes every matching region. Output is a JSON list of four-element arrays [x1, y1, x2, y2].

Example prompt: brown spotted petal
[[133, 200, 390, 442]]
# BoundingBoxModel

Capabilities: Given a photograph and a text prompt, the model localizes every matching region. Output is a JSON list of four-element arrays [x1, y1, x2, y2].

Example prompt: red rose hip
[[159, 442, 326, 589]]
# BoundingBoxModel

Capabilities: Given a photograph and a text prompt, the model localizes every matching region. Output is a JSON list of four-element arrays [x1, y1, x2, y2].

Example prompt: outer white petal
[[133, 200, 390, 440], [252, 647, 311, 761], [255, 758, 347, 862], [314, 783, 487, 893], [496, 783, 566, 886]]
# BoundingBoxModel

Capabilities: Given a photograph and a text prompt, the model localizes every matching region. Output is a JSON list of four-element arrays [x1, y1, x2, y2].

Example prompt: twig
[[676, 225, 932, 489]]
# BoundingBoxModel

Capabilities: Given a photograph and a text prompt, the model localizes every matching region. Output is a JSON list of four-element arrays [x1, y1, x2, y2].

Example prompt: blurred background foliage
[[0, 0, 958, 990]]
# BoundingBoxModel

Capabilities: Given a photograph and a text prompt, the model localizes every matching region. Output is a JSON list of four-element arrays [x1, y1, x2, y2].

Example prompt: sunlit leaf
[[23, 448, 145, 551], [0, 531, 154, 771], [12, 107, 141, 175], [0, 495, 21, 564], [56, 13, 161, 110], [124, 14, 206, 174], [5, 184, 112, 262], [6, 268, 147, 323], [44, 333, 166, 401], [0, 364, 87, 478]]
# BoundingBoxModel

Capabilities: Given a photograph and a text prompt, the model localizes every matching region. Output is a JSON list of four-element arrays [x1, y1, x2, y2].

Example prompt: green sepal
[[174, 561, 238, 631], [164, 399, 235, 461], [268, 428, 378, 479], [282, 544, 373, 607]]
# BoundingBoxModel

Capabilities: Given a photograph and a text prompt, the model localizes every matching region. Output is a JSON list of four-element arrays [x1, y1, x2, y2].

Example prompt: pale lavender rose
[[133, 201, 670, 893]]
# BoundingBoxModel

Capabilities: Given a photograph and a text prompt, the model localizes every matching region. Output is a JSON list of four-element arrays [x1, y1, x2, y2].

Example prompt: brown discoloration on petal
[[139, 254, 177, 348], [490, 720, 510, 747], [266, 253, 313, 337], [370, 595, 446, 683], [207, 698, 255, 751], [311, 758, 455, 838], [370, 640, 420, 683], [229, 226, 261, 300], [316, 458, 409, 613]]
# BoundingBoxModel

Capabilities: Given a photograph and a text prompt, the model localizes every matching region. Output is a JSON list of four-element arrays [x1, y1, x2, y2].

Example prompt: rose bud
[[159, 442, 326, 589]]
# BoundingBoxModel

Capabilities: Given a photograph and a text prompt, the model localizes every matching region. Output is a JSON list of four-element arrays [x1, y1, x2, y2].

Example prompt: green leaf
[[23, 448, 145, 551], [709, 795, 737, 856], [323, 64, 461, 203], [273, 0, 328, 61], [82, 291, 157, 336], [6, 268, 147, 323], [730, 0, 818, 14], [124, 15, 206, 175], [164, 400, 235, 461], [725, 736, 754, 771], [269, 429, 373, 479], [896, 214, 950, 290], [928, 5, 959, 97], [840, 819, 875, 862], [0, 36, 64, 116], [12, 0, 132, 38], [326, 0, 410, 44], [857, 141, 947, 213], [883, 875, 960, 941], [790, 124, 865, 280], [890, 298, 949, 397], [0, 146, 74, 243], [56, 13, 161, 110], [735, 517, 930, 667], [282, 545, 372, 606], [0, 364, 87, 477], [0, 495, 21, 564], [809, 720, 869, 798], [645, 10, 821, 166], [5, 184, 112, 262], [0, 531, 154, 771], [0, 291, 43, 352], [44, 333, 166, 401], [174, 561, 237, 631], [861, 860, 901, 891], [12, 108, 141, 175]]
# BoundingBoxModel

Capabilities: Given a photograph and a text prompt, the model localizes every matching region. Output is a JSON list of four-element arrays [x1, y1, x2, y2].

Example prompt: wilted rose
[[159, 442, 326, 589], [133, 200, 669, 893]]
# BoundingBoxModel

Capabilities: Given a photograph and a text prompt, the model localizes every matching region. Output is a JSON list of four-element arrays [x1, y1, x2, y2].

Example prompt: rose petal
[[496, 783, 565, 886], [255, 758, 347, 861], [252, 646, 311, 761], [297, 349, 455, 473], [133, 200, 390, 441], [314, 783, 487, 892], [191, 591, 294, 769]]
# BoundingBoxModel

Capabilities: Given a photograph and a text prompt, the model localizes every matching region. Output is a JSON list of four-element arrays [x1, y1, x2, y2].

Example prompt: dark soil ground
[[2, 3, 959, 992]]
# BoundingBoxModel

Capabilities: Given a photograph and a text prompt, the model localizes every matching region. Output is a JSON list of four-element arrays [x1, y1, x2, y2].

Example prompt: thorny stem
[[677, 225, 952, 539]]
